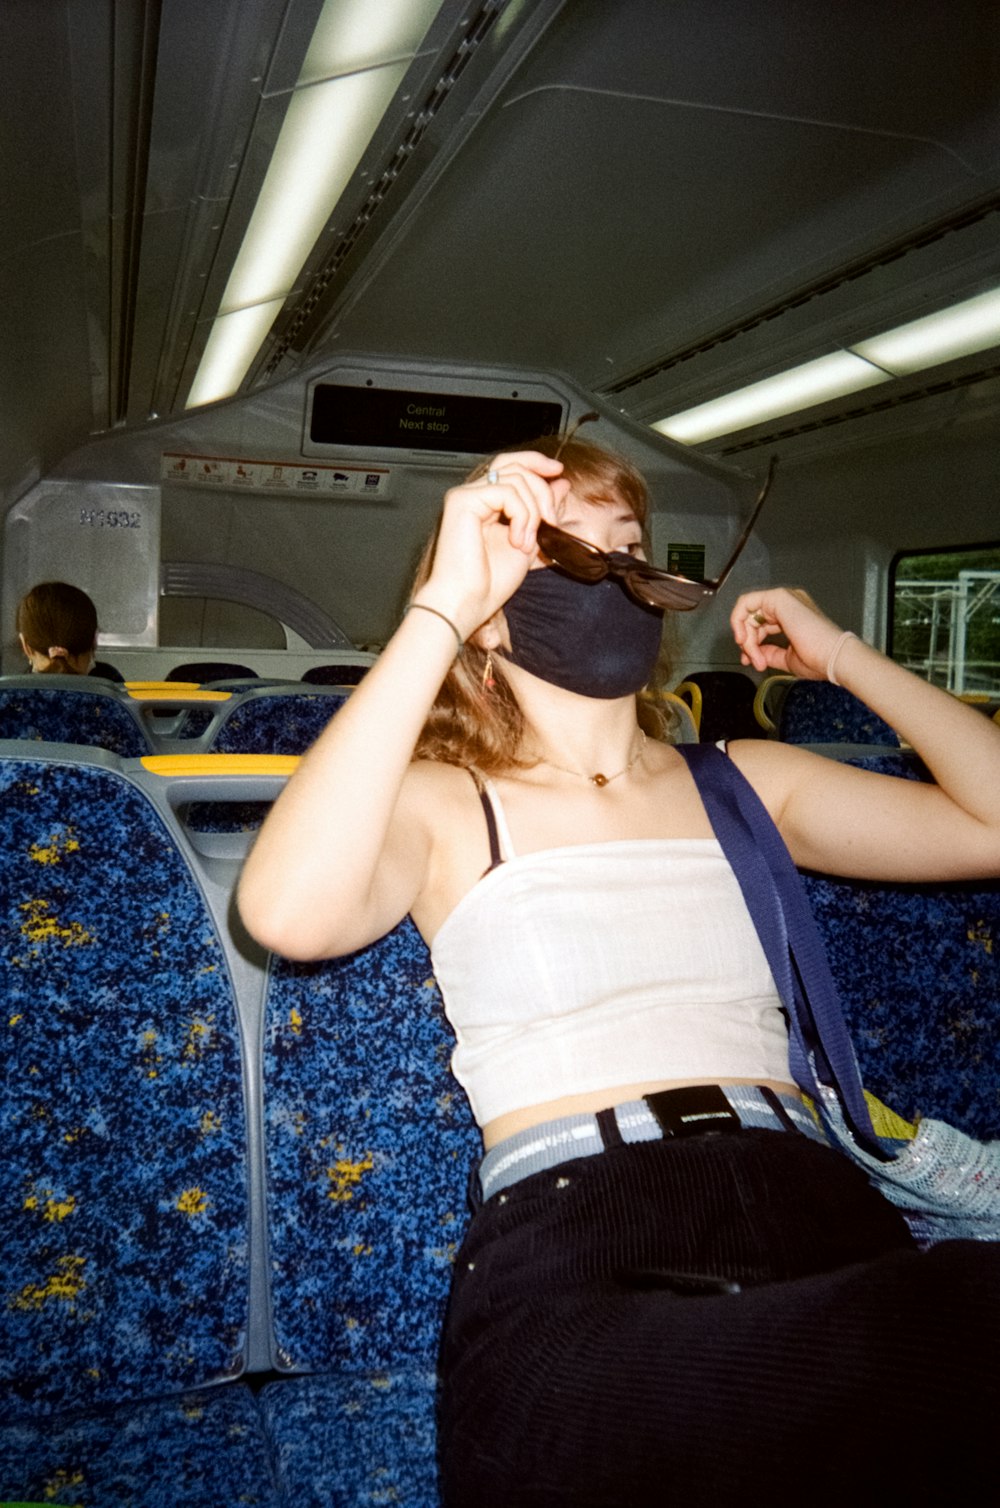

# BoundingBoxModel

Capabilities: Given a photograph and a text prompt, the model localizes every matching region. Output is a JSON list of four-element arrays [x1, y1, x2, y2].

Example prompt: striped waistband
[[478, 1085, 824, 1203]]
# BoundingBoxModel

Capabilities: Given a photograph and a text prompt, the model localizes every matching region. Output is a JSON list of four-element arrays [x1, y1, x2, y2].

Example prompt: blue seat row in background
[[0, 670, 929, 762], [0, 677, 352, 758]]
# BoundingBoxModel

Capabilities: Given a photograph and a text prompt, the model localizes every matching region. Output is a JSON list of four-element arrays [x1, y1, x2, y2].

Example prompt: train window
[[889, 544, 1000, 696]]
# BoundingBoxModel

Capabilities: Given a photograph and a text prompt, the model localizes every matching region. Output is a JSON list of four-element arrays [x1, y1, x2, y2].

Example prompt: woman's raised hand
[[419, 451, 571, 638], [730, 588, 851, 682]]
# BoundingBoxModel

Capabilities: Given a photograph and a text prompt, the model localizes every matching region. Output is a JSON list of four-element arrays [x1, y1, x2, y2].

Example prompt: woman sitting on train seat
[[238, 434, 1000, 1504], [16, 580, 123, 681]]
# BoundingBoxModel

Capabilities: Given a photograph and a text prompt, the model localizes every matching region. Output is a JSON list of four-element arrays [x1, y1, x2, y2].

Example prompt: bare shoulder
[[402, 756, 481, 803], [723, 737, 827, 823], [396, 757, 486, 847], [401, 758, 498, 942]]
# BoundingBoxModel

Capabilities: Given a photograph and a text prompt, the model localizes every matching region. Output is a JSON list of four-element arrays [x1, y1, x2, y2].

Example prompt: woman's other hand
[[420, 451, 571, 639], [730, 588, 849, 682]]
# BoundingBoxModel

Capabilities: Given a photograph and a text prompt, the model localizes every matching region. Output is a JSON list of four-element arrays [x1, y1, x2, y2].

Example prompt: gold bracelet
[[403, 601, 464, 655]]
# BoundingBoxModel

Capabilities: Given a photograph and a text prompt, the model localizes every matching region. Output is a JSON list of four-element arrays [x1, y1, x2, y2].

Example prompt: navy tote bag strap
[[676, 743, 886, 1159]]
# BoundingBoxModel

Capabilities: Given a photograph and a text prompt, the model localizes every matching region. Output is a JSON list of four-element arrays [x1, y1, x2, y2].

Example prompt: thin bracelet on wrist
[[826, 629, 858, 686], [403, 601, 464, 656]]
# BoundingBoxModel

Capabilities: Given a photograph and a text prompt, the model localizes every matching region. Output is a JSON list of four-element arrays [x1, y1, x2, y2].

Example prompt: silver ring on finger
[[486, 469, 500, 485]]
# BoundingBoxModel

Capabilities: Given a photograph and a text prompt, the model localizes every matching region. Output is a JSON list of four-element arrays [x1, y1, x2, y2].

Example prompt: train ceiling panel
[[1, 0, 999, 498], [317, 0, 1000, 396]]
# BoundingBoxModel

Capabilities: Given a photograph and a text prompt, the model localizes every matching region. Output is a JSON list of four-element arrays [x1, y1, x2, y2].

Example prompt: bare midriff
[[481, 1076, 802, 1150]]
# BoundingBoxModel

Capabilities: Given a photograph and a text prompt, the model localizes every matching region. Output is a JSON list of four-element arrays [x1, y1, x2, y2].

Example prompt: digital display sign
[[309, 384, 564, 454]]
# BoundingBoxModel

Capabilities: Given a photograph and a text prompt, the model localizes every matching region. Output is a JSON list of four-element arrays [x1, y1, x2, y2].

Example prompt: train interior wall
[[3, 356, 996, 682]]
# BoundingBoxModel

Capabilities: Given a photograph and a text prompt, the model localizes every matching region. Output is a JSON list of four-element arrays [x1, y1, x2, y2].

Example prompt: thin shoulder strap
[[676, 743, 886, 1160], [468, 771, 508, 872]]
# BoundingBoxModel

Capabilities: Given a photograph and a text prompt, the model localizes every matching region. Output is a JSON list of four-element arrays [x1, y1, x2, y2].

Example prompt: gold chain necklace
[[536, 730, 647, 788]]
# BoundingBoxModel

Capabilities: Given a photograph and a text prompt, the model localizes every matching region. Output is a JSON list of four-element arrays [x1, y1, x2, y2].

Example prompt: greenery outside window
[[889, 544, 1000, 697]]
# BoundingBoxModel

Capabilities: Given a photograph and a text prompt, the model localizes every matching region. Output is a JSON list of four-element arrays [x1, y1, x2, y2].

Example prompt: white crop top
[[430, 777, 791, 1127]]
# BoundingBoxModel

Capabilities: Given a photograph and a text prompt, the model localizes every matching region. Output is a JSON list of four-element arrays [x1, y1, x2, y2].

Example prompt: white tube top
[[430, 779, 791, 1127]]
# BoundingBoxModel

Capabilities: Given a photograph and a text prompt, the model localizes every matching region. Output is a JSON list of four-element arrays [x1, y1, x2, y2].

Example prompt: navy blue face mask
[[500, 567, 664, 699]]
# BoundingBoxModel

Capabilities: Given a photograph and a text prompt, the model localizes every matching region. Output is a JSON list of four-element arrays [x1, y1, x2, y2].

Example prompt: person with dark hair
[[16, 581, 122, 681], [238, 438, 1000, 1504]]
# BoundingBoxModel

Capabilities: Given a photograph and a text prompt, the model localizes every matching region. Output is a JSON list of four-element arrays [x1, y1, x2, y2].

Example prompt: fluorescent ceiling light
[[186, 301, 287, 411], [300, 0, 443, 83], [186, 0, 444, 409], [218, 64, 410, 315], [853, 287, 1000, 374], [654, 351, 891, 444], [655, 283, 1000, 444]]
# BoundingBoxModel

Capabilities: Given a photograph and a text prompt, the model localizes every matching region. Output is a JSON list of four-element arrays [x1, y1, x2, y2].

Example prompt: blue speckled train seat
[[0, 1385, 282, 1508], [260, 919, 479, 1502], [802, 749, 1000, 1139], [263, 918, 479, 1372], [178, 689, 351, 833], [260, 1370, 442, 1508], [0, 745, 283, 1508], [0, 679, 152, 757], [208, 688, 349, 755], [0, 749, 251, 1418], [150, 684, 326, 750], [777, 680, 899, 745]]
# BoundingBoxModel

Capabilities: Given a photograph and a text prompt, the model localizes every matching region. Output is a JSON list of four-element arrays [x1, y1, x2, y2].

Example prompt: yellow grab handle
[[140, 754, 300, 777]]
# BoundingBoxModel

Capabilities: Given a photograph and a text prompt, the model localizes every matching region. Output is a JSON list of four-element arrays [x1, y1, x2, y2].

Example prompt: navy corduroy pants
[[438, 1129, 999, 1506]]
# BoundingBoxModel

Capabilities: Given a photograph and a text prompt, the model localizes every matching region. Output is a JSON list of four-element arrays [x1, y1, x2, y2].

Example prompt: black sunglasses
[[536, 456, 778, 612]]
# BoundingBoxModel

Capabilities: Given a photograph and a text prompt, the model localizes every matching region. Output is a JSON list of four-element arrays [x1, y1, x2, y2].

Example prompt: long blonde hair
[[411, 434, 677, 774]]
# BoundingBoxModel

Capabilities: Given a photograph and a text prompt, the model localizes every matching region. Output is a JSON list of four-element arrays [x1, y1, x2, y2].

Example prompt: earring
[[482, 652, 495, 692]]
